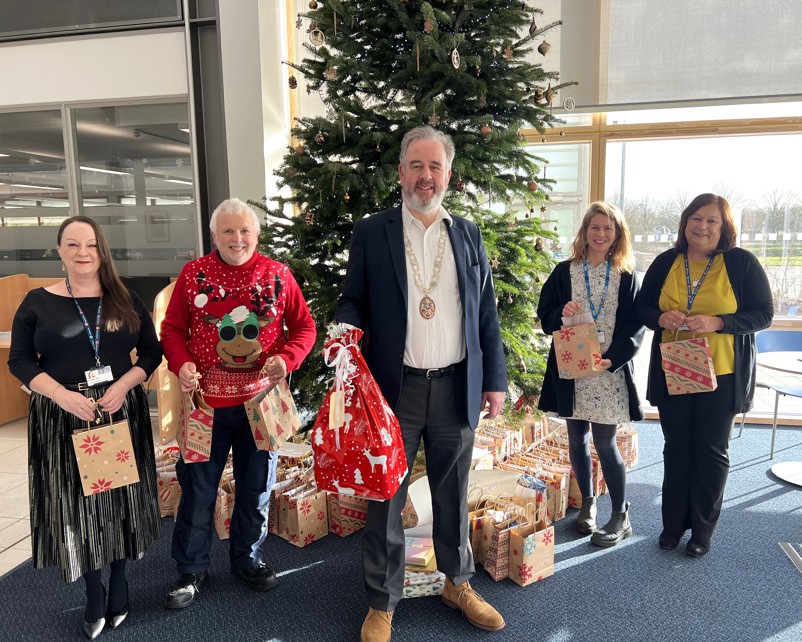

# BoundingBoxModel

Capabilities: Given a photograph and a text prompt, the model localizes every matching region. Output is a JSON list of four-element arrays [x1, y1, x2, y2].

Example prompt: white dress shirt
[[402, 204, 465, 369]]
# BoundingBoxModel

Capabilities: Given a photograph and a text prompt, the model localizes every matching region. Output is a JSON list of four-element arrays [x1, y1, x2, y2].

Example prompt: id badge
[[597, 330, 606, 344], [85, 365, 114, 386]]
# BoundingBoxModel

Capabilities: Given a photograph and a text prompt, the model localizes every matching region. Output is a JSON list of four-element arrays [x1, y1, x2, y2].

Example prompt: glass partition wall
[[0, 101, 196, 278]]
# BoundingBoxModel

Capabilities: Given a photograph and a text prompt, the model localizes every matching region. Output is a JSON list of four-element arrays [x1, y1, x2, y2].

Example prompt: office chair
[[738, 329, 802, 458]]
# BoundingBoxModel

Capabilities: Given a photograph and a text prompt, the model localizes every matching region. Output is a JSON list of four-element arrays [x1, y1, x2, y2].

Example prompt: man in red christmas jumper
[[337, 126, 508, 642], [160, 198, 316, 608]]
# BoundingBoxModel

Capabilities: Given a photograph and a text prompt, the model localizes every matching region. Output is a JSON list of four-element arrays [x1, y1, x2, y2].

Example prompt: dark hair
[[674, 193, 737, 254], [57, 216, 140, 332]]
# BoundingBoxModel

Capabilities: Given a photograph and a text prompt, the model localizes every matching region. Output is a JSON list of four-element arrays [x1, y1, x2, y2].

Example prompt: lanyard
[[65, 277, 103, 366], [583, 258, 611, 323], [683, 254, 715, 313]]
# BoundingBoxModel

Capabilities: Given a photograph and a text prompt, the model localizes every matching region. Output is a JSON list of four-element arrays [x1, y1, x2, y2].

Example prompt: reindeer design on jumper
[[363, 449, 388, 474], [200, 305, 275, 396]]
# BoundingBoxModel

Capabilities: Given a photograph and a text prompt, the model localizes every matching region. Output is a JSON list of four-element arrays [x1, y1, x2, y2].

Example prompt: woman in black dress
[[8, 216, 162, 639]]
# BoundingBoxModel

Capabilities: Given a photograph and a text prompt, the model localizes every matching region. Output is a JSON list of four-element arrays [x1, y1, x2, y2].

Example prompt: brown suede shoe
[[441, 578, 506, 631], [360, 608, 393, 642]]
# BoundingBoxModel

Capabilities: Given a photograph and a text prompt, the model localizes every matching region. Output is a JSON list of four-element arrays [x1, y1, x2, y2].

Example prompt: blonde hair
[[569, 202, 636, 272]]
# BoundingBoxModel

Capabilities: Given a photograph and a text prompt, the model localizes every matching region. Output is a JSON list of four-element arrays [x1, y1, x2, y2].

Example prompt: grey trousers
[[362, 367, 475, 611]]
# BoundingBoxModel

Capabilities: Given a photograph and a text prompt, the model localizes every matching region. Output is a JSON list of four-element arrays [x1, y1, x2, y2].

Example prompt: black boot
[[575, 496, 597, 534], [591, 501, 632, 547]]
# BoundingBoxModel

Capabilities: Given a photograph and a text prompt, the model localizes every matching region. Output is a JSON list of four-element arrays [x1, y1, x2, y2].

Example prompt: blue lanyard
[[683, 254, 715, 313], [65, 277, 103, 366], [583, 258, 611, 322]]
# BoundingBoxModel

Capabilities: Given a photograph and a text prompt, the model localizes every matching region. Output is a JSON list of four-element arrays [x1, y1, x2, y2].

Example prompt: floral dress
[[569, 260, 629, 425]]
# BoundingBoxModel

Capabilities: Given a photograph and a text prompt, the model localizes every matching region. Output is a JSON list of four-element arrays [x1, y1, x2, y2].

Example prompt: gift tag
[[329, 388, 345, 431], [85, 364, 113, 386]]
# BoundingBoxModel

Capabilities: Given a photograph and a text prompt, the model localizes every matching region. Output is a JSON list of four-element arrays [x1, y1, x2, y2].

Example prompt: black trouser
[[657, 374, 736, 545], [172, 404, 278, 574], [362, 365, 474, 612]]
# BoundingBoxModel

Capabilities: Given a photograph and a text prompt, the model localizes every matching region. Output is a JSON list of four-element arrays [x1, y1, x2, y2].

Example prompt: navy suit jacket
[[335, 205, 507, 429]]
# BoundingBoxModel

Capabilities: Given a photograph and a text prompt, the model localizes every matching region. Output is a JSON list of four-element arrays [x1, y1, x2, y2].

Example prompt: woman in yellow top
[[636, 193, 772, 557]]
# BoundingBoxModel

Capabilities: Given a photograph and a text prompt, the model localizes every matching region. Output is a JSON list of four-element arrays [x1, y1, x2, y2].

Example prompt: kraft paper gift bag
[[508, 512, 555, 587], [71, 412, 140, 496], [213, 486, 235, 540], [660, 335, 717, 395], [327, 493, 369, 537], [552, 321, 604, 380], [178, 388, 213, 463], [244, 379, 300, 451], [282, 485, 329, 548]]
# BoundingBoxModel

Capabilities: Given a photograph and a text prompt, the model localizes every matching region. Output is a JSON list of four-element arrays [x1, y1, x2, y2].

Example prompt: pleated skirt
[[28, 383, 161, 583]]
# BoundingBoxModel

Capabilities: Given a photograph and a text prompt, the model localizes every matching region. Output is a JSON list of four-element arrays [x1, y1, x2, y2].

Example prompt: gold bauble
[[538, 40, 551, 56], [480, 124, 492, 137], [527, 181, 539, 192]]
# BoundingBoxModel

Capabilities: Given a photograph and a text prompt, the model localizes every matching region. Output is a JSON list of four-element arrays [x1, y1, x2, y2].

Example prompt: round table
[[757, 351, 802, 486]]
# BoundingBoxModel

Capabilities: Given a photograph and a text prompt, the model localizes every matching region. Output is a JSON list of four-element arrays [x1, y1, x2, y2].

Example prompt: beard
[[402, 180, 446, 216]]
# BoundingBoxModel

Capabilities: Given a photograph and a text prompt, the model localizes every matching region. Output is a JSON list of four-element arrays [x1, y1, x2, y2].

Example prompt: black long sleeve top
[[8, 288, 163, 387]]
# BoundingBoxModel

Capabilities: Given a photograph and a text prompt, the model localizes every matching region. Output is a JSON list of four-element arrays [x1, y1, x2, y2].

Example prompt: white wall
[[0, 29, 188, 107]]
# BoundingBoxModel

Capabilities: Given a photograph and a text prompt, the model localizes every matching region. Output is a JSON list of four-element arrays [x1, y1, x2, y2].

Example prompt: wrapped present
[[312, 324, 407, 501], [552, 323, 603, 379], [244, 380, 300, 451], [178, 389, 213, 463], [328, 493, 368, 537], [660, 336, 717, 395], [280, 484, 329, 548], [509, 513, 555, 587], [70, 414, 140, 496], [403, 570, 446, 598]]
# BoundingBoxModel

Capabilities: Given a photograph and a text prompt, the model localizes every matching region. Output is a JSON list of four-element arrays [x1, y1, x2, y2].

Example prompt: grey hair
[[209, 198, 261, 232], [399, 126, 455, 171]]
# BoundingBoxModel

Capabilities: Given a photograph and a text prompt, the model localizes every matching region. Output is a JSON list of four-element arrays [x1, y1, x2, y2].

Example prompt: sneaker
[[165, 571, 208, 609], [232, 563, 278, 592]]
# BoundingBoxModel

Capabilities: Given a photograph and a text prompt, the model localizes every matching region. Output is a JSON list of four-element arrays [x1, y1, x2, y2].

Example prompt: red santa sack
[[312, 323, 407, 501]]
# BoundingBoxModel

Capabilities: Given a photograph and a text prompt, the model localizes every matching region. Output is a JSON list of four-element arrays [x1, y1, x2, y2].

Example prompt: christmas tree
[[253, 0, 573, 419]]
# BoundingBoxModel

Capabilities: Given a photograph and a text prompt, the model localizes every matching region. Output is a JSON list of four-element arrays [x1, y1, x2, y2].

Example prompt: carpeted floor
[[2, 421, 802, 642]]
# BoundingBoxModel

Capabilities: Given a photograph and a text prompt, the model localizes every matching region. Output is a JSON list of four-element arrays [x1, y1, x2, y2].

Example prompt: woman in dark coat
[[636, 193, 773, 557], [538, 202, 644, 547]]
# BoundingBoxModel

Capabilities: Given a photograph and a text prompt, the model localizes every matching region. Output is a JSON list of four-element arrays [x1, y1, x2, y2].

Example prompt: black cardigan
[[635, 247, 773, 413], [537, 260, 645, 421]]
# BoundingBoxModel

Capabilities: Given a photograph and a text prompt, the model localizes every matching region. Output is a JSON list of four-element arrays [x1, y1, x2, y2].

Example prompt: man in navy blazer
[[336, 126, 507, 642]]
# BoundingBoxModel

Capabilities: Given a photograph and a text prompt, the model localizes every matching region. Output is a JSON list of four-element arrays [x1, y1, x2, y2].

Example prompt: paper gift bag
[[178, 389, 213, 463], [483, 514, 518, 581], [213, 486, 235, 540], [509, 516, 555, 587], [328, 493, 369, 537], [157, 469, 180, 517], [312, 323, 407, 500], [71, 414, 140, 496], [617, 425, 639, 470], [660, 336, 718, 395], [553, 323, 604, 379], [282, 485, 329, 548], [244, 379, 300, 451]]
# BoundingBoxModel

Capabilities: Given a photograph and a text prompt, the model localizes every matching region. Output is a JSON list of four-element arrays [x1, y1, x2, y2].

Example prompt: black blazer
[[537, 260, 645, 421], [335, 206, 507, 429], [636, 247, 773, 413]]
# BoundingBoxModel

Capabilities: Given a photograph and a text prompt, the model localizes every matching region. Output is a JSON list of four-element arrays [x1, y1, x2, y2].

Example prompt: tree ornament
[[518, 356, 527, 373], [324, 67, 338, 81], [288, 75, 298, 89], [527, 180, 539, 192], [491, 257, 500, 269], [541, 136, 546, 143], [491, 46, 498, 58], [538, 40, 551, 56], [529, 17, 538, 36], [545, 83, 555, 105], [507, 294, 514, 304], [474, 66, 481, 77], [525, 85, 531, 92], [304, 210, 315, 225], [429, 112, 441, 126], [294, 144, 305, 155], [314, 131, 325, 144], [295, 17, 302, 29], [535, 237, 544, 251], [503, 47, 513, 60], [309, 0, 318, 9], [525, 211, 530, 219], [309, 29, 325, 47], [456, 179, 465, 192], [423, 18, 434, 34], [540, 205, 547, 213], [480, 124, 492, 137], [451, 48, 461, 69], [534, 88, 544, 102], [309, 20, 317, 31], [343, 192, 350, 202], [560, 130, 566, 137], [478, 94, 487, 108]]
